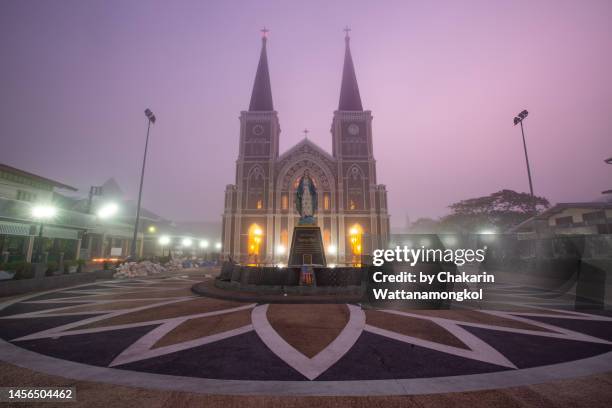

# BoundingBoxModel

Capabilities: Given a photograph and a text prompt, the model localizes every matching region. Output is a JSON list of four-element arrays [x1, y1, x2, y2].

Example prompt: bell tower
[[331, 27, 374, 162], [331, 28, 387, 259], [227, 28, 281, 262]]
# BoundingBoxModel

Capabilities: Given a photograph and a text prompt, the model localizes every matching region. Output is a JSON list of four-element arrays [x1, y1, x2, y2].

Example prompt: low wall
[[216, 263, 366, 295], [0, 270, 115, 298]]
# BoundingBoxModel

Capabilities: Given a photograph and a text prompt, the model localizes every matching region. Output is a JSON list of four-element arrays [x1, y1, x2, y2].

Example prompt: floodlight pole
[[514, 110, 536, 215], [130, 110, 155, 260], [519, 120, 535, 201]]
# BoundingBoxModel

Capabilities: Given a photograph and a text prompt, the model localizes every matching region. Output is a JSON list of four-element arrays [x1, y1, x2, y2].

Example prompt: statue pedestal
[[288, 225, 327, 267]]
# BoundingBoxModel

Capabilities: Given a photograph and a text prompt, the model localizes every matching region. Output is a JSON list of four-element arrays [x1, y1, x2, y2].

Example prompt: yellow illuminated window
[[324, 194, 330, 210], [348, 224, 363, 265], [256, 199, 263, 209], [349, 200, 356, 210], [281, 194, 288, 210], [248, 224, 263, 259]]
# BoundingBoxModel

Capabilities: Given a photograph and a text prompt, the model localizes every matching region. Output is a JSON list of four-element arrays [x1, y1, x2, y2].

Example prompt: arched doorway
[[348, 223, 363, 265], [247, 223, 263, 264]]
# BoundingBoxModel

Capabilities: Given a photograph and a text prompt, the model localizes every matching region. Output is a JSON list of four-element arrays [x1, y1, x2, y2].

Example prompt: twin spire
[[248, 27, 363, 112]]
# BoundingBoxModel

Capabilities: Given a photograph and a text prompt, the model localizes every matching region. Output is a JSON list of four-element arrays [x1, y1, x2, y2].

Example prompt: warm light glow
[[199, 240, 209, 249], [327, 245, 337, 254], [276, 245, 285, 254], [248, 224, 263, 257], [32, 205, 57, 219], [328, 263, 336, 268], [158, 236, 171, 246], [97, 202, 118, 219], [215, 242, 222, 250], [348, 224, 363, 260], [277, 263, 286, 268], [92, 258, 120, 263], [182, 238, 193, 247], [148, 225, 157, 233], [480, 229, 496, 235]]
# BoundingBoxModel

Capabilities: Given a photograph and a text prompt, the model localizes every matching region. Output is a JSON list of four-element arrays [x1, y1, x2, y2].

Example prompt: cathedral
[[221, 30, 390, 265]]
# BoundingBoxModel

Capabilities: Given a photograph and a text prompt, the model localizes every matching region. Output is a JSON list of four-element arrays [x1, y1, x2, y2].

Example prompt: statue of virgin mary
[[295, 170, 317, 225]]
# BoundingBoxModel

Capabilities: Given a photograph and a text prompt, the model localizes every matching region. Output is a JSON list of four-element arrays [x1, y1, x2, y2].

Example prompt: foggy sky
[[1, 0, 611, 227]]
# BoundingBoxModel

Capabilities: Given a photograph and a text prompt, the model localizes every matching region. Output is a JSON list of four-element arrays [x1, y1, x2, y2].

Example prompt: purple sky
[[1, 0, 611, 227]]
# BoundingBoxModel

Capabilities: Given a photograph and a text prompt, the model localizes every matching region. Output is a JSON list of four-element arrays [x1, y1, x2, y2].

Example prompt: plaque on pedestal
[[288, 226, 327, 266]]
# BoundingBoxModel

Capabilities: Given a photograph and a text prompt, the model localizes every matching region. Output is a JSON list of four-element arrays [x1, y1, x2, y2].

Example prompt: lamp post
[[31, 205, 57, 263], [159, 235, 170, 257], [200, 240, 209, 261], [130, 108, 156, 260], [513, 109, 536, 214]]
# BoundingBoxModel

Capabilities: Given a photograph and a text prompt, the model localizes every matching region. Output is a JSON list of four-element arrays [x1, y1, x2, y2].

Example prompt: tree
[[408, 217, 441, 233], [439, 189, 550, 233]]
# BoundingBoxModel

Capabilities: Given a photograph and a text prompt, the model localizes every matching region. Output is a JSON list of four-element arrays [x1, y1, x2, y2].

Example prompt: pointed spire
[[249, 28, 274, 111], [338, 26, 363, 111]]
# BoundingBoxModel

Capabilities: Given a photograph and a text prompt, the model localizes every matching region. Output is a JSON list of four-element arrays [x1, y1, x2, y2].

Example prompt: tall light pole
[[130, 108, 156, 260], [513, 109, 536, 214]]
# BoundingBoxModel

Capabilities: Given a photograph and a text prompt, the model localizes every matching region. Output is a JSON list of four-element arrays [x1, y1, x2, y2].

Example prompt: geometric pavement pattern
[[0, 275, 611, 394]]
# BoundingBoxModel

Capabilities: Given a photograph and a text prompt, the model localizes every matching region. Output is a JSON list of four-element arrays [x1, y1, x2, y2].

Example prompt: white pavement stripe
[[251, 304, 365, 380]]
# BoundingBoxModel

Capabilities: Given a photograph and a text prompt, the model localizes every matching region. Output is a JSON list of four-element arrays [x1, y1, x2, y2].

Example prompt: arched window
[[247, 166, 265, 209], [323, 193, 330, 210], [346, 166, 365, 210], [323, 229, 331, 247], [281, 194, 289, 210]]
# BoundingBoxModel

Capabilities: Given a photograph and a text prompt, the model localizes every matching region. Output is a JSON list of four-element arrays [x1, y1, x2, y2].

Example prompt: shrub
[[63, 260, 78, 274], [1, 262, 35, 280], [46, 261, 59, 276]]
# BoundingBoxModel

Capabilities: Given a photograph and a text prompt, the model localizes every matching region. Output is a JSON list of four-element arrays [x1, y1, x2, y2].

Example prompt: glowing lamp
[[97, 203, 118, 219], [32, 205, 57, 219]]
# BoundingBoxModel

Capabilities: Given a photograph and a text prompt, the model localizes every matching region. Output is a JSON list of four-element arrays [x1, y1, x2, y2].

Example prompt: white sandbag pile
[[164, 259, 184, 272], [114, 261, 167, 278]]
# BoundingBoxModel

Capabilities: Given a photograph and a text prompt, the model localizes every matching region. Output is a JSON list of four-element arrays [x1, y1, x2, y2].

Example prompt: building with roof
[[512, 195, 612, 237], [0, 163, 94, 263], [221, 31, 390, 264]]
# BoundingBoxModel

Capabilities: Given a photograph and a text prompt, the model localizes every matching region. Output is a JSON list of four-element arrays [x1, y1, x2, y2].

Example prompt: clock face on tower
[[252, 124, 264, 136], [347, 123, 360, 136]]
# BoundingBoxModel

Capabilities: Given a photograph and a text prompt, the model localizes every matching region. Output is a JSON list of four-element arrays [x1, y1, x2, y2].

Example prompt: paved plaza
[[0, 272, 611, 406]]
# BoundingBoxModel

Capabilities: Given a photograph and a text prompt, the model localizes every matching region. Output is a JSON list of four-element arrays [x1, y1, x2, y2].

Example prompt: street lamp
[[215, 242, 222, 250], [158, 235, 170, 256], [130, 108, 156, 260], [96, 202, 118, 219], [31, 205, 57, 262], [182, 238, 193, 247], [199, 240, 209, 249], [513, 109, 536, 214]]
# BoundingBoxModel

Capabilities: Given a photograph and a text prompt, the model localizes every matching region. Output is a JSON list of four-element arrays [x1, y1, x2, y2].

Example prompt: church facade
[[221, 31, 390, 265]]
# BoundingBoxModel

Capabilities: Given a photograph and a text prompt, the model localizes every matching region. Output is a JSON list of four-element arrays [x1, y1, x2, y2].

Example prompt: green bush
[[63, 260, 78, 274], [0, 262, 34, 280], [46, 261, 59, 276]]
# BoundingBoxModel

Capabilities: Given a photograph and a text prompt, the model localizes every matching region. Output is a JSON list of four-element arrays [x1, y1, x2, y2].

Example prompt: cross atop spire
[[338, 27, 363, 111], [303, 128, 309, 138], [343, 26, 351, 40], [248, 29, 274, 111]]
